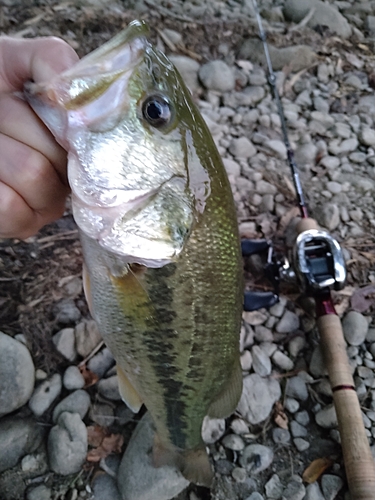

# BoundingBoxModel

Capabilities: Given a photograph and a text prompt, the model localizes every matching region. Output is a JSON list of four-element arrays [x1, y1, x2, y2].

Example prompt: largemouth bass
[[25, 20, 243, 487]]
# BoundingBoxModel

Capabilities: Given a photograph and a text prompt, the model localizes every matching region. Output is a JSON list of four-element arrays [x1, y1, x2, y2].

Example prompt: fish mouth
[[24, 20, 150, 147]]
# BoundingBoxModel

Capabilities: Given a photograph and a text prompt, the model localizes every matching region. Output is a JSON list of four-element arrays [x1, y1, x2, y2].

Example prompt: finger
[[0, 133, 68, 217], [0, 36, 79, 92], [0, 182, 43, 239], [0, 92, 68, 184]]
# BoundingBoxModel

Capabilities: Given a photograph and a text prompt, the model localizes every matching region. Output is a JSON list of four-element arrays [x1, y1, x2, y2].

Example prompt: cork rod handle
[[318, 315, 375, 499]]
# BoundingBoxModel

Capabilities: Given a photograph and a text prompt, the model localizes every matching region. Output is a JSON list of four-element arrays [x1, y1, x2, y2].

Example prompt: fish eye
[[142, 95, 172, 128]]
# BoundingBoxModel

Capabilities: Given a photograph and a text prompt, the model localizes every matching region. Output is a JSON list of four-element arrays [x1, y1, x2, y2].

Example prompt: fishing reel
[[242, 229, 347, 311]]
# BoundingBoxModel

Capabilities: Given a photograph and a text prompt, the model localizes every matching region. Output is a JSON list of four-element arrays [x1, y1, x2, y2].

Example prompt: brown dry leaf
[[359, 251, 375, 264], [87, 425, 107, 448], [273, 401, 289, 430], [79, 363, 99, 388], [302, 457, 334, 483], [351, 285, 375, 313], [87, 433, 124, 462]]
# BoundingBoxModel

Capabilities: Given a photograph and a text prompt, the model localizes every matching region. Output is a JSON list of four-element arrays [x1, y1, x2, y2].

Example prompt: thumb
[[0, 36, 79, 92]]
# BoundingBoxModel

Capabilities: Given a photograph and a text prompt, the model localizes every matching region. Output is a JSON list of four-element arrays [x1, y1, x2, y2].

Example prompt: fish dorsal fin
[[116, 364, 143, 413], [207, 360, 243, 419]]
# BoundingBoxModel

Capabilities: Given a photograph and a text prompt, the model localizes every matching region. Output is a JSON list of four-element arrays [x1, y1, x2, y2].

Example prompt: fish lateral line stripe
[[332, 384, 356, 393]]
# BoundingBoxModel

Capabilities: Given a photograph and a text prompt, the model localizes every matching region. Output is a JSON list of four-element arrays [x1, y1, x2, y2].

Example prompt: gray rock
[[264, 140, 287, 160], [52, 389, 91, 422], [48, 412, 88, 475], [344, 74, 363, 89], [272, 428, 291, 444], [269, 299, 286, 318], [317, 203, 340, 231], [304, 482, 325, 500], [285, 398, 300, 413], [229, 137, 257, 159], [222, 434, 245, 451], [251, 345, 271, 377], [63, 365, 85, 390], [28, 374, 62, 417], [290, 421, 308, 438], [295, 143, 318, 166], [245, 494, 264, 500], [256, 180, 277, 195], [358, 127, 375, 147], [326, 181, 342, 194], [284, 0, 351, 38], [295, 410, 310, 426], [237, 86, 265, 106], [313, 97, 329, 114], [162, 28, 182, 46], [283, 0, 311, 22], [199, 60, 235, 92], [241, 350, 253, 371], [343, 311, 369, 346], [92, 473, 122, 500], [265, 474, 283, 499], [315, 405, 338, 429], [230, 418, 249, 435], [276, 310, 299, 333], [285, 376, 309, 401], [21, 451, 48, 474], [118, 413, 189, 500], [239, 39, 316, 72], [296, 90, 312, 107], [309, 345, 327, 377], [321, 474, 344, 500], [53, 298, 81, 324], [98, 375, 122, 401], [52, 328, 76, 361], [272, 351, 294, 371], [320, 156, 340, 170], [75, 320, 102, 358], [88, 347, 115, 377], [294, 438, 310, 451], [334, 122, 351, 139], [237, 374, 281, 425], [26, 485, 51, 500], [169, 55, 200, 93], [0, 417, 45, 473], [0, 331, 35, 417], [202, 416, 226, 444], [282, 480, 305, 500], [223, 158, 241, 177], [240, 444, 274, 474]]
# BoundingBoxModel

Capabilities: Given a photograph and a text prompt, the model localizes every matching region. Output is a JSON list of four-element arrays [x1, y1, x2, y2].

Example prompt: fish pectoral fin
[[82, 262, 94, 317], [153, 435, 213, 488], [207, 360, 243, 419], [116, 364, 143, 413]]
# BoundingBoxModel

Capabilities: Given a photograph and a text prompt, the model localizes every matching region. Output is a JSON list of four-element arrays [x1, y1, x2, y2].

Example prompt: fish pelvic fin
[[153, 435, 213, 488], [116, 364, 143, 413], [207, 360, 243, 419]]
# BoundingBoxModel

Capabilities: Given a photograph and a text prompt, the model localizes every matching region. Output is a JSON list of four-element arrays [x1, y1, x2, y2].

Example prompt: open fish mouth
[[24, 20, 150, 148]]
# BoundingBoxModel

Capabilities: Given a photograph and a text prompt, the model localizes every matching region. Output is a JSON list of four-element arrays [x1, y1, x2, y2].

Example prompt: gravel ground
[[0, 1, 375, 499]]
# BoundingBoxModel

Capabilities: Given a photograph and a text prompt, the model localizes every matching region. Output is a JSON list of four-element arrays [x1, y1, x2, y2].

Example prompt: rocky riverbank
[[0, 0, 374, 499]]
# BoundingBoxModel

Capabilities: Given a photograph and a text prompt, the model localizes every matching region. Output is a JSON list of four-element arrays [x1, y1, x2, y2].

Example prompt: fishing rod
[[249, 1, 375, 498]]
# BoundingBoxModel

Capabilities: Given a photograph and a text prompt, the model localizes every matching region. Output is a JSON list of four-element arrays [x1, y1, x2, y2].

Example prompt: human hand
[[0, 36, 78, 239]]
